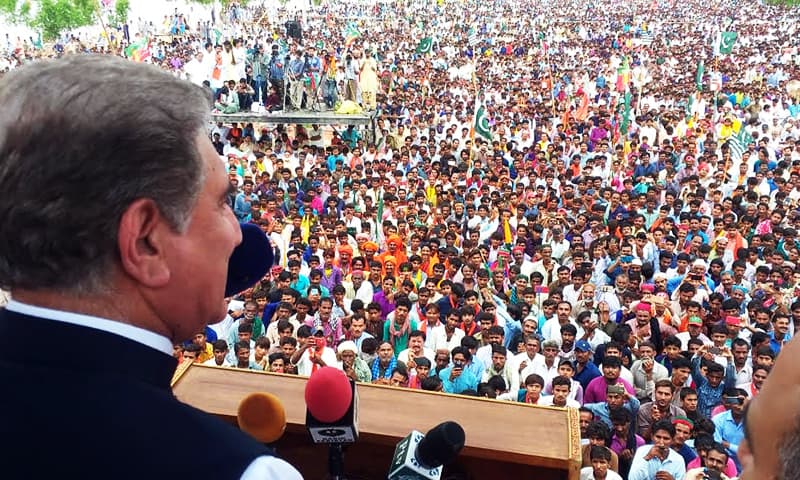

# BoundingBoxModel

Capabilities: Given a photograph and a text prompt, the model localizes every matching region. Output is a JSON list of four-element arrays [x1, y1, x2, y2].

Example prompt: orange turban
[[387, 234, 404, 247], [338, 245, 354, 255], [362, 241, 378, 252]]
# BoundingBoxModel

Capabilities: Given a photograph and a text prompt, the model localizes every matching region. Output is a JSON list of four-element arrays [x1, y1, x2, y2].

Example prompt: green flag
[[474, 103, 492, 141], [695, 59, 704, 91], [719, 31, 737, 55], [415, 37, 433, 54], [213, 29, 223, 45], [374, 193, 383, 242], [620, 91, 632, 136]]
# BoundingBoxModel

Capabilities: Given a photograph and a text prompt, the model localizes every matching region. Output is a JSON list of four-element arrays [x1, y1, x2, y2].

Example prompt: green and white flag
[[729, 127, 754, 164], [695, 59, 704, 91], [473, 101, 492, 141], [718, 31, 737, 55], [620, 90, 632, 136], [415, 37, 433, 54], [468, 27, 479, 47]]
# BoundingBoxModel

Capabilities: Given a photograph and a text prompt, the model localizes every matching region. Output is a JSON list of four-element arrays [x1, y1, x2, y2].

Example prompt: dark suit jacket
[[0, 308, 269, 478]]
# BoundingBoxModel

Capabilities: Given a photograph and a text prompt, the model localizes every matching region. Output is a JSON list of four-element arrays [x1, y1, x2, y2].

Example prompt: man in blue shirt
[[691, 346, 737, 418], [628, 420, 686, 480], [439, 346, 478, 394], [287, 50, 306, 110], [234, 180, 258, 222], [713, 388, 746, 473], [574, 340, 601, 391], [583, 384, 641, 428], [769, 314, 792, 355]]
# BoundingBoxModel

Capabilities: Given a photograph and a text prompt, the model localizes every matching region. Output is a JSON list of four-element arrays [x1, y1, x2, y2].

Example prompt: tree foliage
[[32, 0, 95, 41], [107, 0, 129, 27], [0, 0, 32, 23]]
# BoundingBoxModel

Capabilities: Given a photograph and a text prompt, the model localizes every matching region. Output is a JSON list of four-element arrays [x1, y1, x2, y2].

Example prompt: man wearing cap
[[625, 302, 677, 345], [0, 57, 301, 478], [670, 417, 697, 465], [583, 384, 641, 428], [337, 340, 371, 383], [574, 340, 602, 391], [675, 316, 711, 351]]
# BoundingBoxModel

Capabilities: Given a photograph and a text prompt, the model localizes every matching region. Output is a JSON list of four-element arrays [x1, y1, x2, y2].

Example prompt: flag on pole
[[695, 59, 704, 91], [415, 37, 433, 54], [468, 27, 480, 47], [473, 98, 492, 141], [213, 28, 222, 45], [718, 31, 737, 55], [375, 193, 384, 242], [344, 22, 361, 48], [615, 57, 630, 92], [124, 37, 151, 62], [728, 126, 754, 164], [619, 90, 632, 136]]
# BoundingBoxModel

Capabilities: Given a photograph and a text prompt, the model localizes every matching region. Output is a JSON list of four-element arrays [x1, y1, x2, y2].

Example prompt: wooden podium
[[172, 363, 582, 480]]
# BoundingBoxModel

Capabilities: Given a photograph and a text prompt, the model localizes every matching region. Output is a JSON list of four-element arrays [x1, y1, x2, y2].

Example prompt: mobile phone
[[453, 361, 464, 369], [621, 255, 633, 263], [724, 396, 743, 405], [709, 346, 722, 355], [703, 468, 722, 480]]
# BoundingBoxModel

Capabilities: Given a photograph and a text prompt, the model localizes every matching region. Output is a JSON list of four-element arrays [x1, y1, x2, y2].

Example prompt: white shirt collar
[[5, 299, 173, 357]]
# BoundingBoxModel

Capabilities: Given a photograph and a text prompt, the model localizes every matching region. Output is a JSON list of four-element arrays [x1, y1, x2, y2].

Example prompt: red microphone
[[304, 366, 358, 479], [305, 367, 353, 423]]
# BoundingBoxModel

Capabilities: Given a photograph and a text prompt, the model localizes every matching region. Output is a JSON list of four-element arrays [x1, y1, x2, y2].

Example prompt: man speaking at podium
[[0, 55, 301, 479]]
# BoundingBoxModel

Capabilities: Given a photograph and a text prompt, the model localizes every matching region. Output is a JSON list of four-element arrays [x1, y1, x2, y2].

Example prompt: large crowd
[[4, 0, 800, 478]]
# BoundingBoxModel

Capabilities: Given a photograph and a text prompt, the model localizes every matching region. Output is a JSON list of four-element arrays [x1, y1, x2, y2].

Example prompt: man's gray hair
[[780, 419, 800, 480], [0, 54, 212, 293]]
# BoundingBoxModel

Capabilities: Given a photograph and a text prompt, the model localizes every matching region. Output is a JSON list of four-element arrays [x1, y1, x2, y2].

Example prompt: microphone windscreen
[[416, 421, 466, 469], [305, 366, 353, 423], [237, 392, 287, 443], [225, 223, 274, 297]]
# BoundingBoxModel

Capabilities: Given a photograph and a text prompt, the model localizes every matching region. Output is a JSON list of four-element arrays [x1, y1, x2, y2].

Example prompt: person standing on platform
[[287, 49, 306, 111], [359, 48, 378, 111], [0, 55, 302, 479]]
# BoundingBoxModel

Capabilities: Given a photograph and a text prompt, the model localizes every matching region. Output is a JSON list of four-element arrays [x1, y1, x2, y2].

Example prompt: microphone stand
[[328, 443, 345, 480]]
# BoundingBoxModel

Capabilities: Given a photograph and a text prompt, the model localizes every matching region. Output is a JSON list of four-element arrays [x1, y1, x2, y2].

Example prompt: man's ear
[[117, 198, 172, 289]]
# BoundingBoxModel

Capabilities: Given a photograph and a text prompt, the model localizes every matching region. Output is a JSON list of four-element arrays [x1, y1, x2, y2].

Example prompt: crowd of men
[[5, 0, 800, 478]]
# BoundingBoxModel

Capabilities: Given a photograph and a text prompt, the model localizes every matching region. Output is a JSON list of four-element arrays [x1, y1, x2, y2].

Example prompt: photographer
[[267, 45, 286, 109], [246, 44, 268, 104]]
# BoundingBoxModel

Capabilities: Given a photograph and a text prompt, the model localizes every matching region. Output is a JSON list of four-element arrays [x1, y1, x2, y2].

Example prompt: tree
[[0, 0, 32, 23], [32, 0, 95, 41], [107, 0, 129, 27]]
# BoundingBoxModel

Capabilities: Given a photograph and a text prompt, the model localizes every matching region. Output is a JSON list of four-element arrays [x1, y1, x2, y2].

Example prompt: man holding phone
[[628, 420, 686, 480], [713, 388, 746, 473]]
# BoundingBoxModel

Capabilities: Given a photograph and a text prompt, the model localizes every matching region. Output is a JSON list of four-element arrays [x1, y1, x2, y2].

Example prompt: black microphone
[[388, 421, 466, 480]]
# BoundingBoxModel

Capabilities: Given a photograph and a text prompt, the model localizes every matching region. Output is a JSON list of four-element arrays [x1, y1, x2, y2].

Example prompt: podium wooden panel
[[172, 364, 581, 480]]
